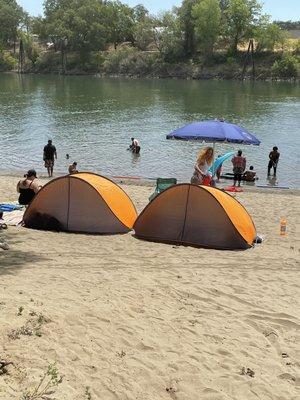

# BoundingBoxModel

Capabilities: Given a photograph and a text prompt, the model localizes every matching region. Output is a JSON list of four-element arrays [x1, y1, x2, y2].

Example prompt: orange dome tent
[[134, 184, 256, 250], [23, 173, 137, 234]]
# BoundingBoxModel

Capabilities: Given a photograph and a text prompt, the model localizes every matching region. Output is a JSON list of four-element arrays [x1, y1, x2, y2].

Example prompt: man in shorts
[[268, 146, 280, 176], [43, 140, 57, 177], [231, 150, 246, 187]]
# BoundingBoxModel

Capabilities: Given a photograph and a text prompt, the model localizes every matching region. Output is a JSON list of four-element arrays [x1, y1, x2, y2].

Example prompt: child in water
[[243, 165, 257, 182]]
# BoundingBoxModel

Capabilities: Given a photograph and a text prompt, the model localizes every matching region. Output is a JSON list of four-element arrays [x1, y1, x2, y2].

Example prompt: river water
[[0, 74, 299, 187]]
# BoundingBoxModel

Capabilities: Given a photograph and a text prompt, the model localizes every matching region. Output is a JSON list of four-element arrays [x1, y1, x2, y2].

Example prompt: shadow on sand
[[0, 231, 48, 276]]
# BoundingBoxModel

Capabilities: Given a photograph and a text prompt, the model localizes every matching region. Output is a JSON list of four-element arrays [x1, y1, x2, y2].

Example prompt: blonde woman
[[191, 147, 214, 185]]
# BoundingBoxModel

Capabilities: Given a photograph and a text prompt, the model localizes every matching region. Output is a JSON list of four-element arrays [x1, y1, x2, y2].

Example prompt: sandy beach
[[0, 174, 299, 400]]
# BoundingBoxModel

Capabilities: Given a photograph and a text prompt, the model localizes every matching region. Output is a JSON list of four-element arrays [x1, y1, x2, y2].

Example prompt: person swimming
[[129, 138, 141, 154]]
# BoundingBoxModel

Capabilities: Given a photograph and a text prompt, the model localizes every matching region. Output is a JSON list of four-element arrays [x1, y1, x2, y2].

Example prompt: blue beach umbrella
[[166, 120, 260, 145]]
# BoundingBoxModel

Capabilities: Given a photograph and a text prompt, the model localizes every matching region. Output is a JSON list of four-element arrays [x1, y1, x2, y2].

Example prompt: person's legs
[[233, 173, 238, 186], [273, 163, 277, 176], [268, 160, 273, 176], [237, 173, 242, 187]]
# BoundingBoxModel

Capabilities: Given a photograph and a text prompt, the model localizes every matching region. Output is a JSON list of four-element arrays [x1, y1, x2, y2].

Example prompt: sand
[[0, 174, 299, 400]]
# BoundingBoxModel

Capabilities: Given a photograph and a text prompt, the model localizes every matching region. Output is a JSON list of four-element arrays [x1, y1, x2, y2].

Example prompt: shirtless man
[[268, 146, 280, 176], [43, 140, 57, 177]]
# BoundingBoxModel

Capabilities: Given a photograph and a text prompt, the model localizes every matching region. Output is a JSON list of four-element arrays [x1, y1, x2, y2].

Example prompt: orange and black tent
[[23, 173, 137, 234], [134, 184, 256, 250]]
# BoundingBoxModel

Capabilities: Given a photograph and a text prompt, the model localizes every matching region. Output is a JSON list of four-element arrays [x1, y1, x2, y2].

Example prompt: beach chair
[[149, 178, 177, 202]]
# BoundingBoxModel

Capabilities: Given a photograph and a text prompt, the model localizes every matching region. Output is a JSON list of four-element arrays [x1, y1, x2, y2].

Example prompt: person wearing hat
[[17, 170, 41, 206]]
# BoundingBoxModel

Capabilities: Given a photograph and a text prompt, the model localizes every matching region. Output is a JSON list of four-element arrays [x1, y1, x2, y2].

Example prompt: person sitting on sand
[[232, 150, 246, 187], [129, 138, 141, 154], [17, 169, 41, 206], [243, 165, 257, 182], [68, 162, 78, 174], [191, 147, 214, 185]]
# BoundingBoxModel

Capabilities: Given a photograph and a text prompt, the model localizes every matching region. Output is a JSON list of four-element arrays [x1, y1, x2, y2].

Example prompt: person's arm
[[243, 158, 246, 171], [31, 181, 41, 194], [195, 162, 207, 176], [16, 181, 21, 193], [54, 147, 57, 159]]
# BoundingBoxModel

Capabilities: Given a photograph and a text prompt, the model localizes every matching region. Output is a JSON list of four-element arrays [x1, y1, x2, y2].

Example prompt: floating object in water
[[220, 173, 255, 182]]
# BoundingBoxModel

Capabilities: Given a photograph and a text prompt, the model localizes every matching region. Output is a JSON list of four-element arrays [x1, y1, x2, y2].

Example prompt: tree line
[[0, 0, 299, 78]]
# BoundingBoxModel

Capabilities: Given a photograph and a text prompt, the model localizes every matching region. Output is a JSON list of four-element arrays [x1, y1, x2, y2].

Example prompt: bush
[[0, 52, 18, 71], [103, 47, 158, 76], [103, 46, 137, 74], [293, 39, 300, 56], [34, 51, 61, 72], [271, 54, 299, 78]]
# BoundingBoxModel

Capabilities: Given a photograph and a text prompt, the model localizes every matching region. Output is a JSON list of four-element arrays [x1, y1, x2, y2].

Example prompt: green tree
[[133, 4, 149, 22], [134, 17, 155, 51], [192, 0, 221, 56], [0, 0, 25, 48], [18, 31, 40, 66], [31, 16, 49, 41], [154, 11, 184, 62], [43, 0, 110, 55], [178, 0, 198, 57], [254, 22, 288, 52], [106, 1, 135, 49], [225, 0, 262, 54]]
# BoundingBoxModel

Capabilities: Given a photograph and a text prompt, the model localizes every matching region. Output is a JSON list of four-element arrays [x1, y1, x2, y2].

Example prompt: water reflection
[[266, 175, 279, 187]]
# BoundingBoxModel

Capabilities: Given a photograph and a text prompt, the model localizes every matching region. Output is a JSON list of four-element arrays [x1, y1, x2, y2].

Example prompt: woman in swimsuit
[[191, 147, 214, 185], [17, 169, 41, 205]]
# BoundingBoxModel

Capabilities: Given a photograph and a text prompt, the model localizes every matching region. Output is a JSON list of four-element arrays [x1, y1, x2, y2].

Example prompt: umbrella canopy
[[166, 120, 260, 145]]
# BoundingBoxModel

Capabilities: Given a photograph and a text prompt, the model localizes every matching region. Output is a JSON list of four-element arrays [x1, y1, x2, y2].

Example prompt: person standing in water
[[43, 140, 57, 178], [231, 150, 246, 187], [268, 146, 280, 176], [191, 147, 214, 185]]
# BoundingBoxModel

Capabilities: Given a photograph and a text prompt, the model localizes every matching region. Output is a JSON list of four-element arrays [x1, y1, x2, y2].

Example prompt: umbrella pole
[[212, 142, 216, 176]]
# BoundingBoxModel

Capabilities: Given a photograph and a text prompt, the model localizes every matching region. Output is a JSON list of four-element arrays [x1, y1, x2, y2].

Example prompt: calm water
[[0, 74, 299, 187]]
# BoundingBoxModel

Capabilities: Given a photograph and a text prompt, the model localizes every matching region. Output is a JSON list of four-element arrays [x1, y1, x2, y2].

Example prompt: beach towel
[[0, 203, 23, 212]]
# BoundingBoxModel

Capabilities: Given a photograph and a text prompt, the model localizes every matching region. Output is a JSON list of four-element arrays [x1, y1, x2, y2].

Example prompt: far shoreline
[[1, 70, 299, 83]]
